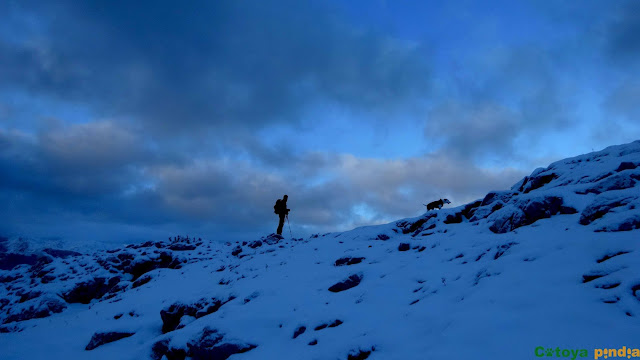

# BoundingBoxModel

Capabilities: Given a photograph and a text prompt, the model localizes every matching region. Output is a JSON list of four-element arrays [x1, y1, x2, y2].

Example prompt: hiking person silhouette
[[274, 195, 290, 235]]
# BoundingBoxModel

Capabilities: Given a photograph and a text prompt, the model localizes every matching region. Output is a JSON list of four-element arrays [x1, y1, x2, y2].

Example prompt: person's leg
[[277, 214, 285, 234]]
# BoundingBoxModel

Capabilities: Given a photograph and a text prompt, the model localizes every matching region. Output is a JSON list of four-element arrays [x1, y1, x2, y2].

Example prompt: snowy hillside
[[1, 141, 640, 360]]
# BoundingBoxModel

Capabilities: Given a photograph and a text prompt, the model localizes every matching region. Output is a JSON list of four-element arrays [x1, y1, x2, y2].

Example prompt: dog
[[424, 198, 451, 211]]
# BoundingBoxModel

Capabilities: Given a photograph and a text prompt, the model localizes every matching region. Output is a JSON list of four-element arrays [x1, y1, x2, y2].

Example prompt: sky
[[1, 0, 639, 247]]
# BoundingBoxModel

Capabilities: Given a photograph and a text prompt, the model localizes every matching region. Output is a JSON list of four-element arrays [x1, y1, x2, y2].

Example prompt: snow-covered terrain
[[1, 141, 640, 360]]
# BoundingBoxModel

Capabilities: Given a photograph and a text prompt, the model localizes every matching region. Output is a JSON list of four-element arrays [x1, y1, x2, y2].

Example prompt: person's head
[[283, 194, 288, 201]]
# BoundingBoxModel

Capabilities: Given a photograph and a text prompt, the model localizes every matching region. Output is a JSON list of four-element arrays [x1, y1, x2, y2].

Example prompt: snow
[[1, 140, 640, 359]]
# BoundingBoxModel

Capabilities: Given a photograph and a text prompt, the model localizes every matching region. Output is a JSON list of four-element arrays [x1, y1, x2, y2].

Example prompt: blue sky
[[1, 0, 639, 246]]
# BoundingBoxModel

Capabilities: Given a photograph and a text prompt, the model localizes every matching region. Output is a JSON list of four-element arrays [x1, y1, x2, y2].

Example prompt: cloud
[[0, 0, 431, 136]]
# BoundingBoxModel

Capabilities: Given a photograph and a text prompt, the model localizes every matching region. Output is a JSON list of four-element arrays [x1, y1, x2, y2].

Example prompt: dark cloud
[[0, 0, 431, 136]]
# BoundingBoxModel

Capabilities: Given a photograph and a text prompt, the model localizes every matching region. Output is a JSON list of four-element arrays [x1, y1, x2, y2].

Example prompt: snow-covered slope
[[1, 141, 640, 360]]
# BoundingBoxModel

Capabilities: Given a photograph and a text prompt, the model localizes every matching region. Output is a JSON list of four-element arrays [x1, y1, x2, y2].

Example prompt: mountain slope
[[1, 140, 640, 360]]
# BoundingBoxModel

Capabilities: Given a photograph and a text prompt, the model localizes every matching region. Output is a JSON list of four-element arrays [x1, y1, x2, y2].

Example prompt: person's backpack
[[274, 199, 281, 214]]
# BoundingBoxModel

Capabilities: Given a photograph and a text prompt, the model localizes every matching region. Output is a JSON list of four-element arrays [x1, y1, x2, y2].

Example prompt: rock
[[348, 348, 374, 360], [3, 296, 67, 324], [247, 240, 263, 249], [161, 297, 234, 333], [125, 252, 182, 280], [397, 213, 437, 235], [329, 273, 363, 293], [187, 327, 257, 360], [376, 234, 390, 241], [132, 274, 153, 288], [263, 234, 283, 245], [579, 196, 636, 225], [85, 331, 135, 350], [616, 162, 638, 172], [489, 196, 577, 233], [579, 173, 637, 194], [519, 173, 558, 193], [62, 277, 121, 304], [151, 340, 187, 360], [595, 215, 640, 232], [168, 244, 196, 251], [292, 326, 306, 339], [0, 253, 41, 270], [43, 248, 82, 258], [334, 257, 365, 266], [231, 246, 242, 257], [398, 243, 410, 251]]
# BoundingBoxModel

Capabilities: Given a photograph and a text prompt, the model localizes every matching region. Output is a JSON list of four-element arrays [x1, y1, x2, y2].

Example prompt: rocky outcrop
[[335, 257, 365, 266], [489, 196, 577, 233], [161, 296, 235, 333], [61, 277, 121, 304], [152, 328, 257, 360], [85, 331, 135, 350], [329, 273, 363, 293], [3, 296, 66, 324]]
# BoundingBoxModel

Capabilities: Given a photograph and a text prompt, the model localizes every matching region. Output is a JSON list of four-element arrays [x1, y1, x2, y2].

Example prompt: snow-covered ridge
[[1, 140, 640, 360]]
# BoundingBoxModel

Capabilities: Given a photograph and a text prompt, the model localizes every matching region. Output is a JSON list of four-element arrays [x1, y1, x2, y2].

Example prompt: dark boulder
[[151, 340, 187, 360], [85, 331, 135, 350], [62, 277, 121, 304], [3, 296, 66, 324], [579, 173, 637, 194], [168, 244, 196, 251], [248, 240, 263, 249], [0, 253, 41, 270], [335, 257, 365, 266], [160, 297, 234, 333], [43, 248, 82, 258], [329, 273, 363, 293], [579, 196, 635, 225], [519, 173, 558, 193], [398, 243, 410, 251], [187, 328, 257, 360], [490, 196, 577, 233], [293, 326, 306, 339], [616, 162, 638, 172]]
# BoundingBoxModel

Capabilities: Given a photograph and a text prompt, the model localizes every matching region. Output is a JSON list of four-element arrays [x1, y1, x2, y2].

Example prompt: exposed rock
[[160, 297, 234, 333], [62, 277, 121, 304], [596, 215, 640, 232], [126, 252, 182, 280], [168, 244, 196, 251], [231, 246, 242, 257], [348, 348, 374, 360], [151, 340, 187, 360], [43, 248, 82, 258], [398, 243, 410, 251], [314, 319, 343, 330], [578, 173, 637, 194], [519, 173, 558, 193], [397, 213, 437, 235], [263, 234, 283, 245], [376, 234, 390, 241], [579, 196, 636, 225], [329, 273, 363, 293], [292, 326, 306, 339], [85, 331, 135, 350], [335, 257, 365, 266], [0, 253, 41, 270], [616, 162, 638, 172], [132, 274, 153, 289], [3, 296, 66, 324], [248, 240, 263, 249], [187, 327, 257, 360], [489, 196, 577, 233]]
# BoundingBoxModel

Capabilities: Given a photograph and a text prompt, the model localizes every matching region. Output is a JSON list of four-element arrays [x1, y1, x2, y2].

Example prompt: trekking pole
[[286, 214, 293, 239]]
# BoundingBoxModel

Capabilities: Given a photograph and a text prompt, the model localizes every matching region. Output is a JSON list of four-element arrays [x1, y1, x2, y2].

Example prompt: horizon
[[1, 1, 640, 247]]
